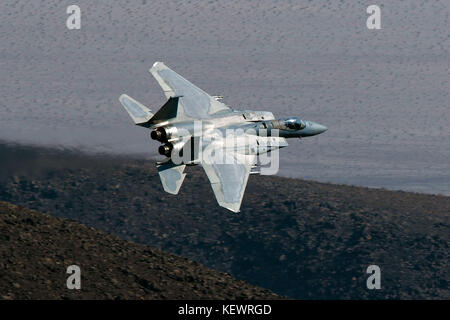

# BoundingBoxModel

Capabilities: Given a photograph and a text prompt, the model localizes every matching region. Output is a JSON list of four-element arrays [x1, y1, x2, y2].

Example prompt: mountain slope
[[0, 201, 278, 299], [0, 143, 449, 299]]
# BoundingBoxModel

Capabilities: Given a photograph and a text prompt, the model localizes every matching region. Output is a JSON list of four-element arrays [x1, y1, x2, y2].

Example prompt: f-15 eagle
[[119, 62, 327, 212]]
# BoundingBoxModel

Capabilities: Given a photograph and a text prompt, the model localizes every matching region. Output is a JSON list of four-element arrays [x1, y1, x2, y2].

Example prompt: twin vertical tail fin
[[119, 94, 185, 128], [119, 94, 187, 194]]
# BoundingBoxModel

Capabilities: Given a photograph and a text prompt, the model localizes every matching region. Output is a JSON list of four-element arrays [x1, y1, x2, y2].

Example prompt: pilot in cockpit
[[283, 117, 306, 130], [270, 117, 306, 131]]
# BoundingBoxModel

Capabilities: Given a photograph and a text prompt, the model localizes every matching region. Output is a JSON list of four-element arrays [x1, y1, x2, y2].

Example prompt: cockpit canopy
[[284, 117, 306, 130], [269, 117, 306, 131]]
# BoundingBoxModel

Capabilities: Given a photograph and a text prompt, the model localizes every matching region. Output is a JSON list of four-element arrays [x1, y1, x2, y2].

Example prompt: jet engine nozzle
[[158, 143, 173, 157], [151, 126, 179, 142], [151, 128, 167, 142]]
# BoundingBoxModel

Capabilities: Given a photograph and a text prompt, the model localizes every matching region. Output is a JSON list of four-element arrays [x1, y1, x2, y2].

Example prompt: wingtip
[[219, 202, 242, 213], [150, 61, 168, 72]]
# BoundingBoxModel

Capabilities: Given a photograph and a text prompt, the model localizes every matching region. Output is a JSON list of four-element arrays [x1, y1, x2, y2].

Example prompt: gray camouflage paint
[[121, 62, 326, 212]]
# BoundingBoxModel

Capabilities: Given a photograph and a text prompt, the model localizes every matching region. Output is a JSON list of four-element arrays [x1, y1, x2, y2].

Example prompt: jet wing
[[201, 145, 255, 212], [149, 62, 231, 119]]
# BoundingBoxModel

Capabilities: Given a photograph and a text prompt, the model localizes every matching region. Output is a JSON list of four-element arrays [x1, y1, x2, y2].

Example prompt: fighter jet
[[119, 62, 327, 212]]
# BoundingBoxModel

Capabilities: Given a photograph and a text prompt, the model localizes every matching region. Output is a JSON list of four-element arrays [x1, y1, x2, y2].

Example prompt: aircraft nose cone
[[311, 122, 327, 135], [316, 124, 327, 134]]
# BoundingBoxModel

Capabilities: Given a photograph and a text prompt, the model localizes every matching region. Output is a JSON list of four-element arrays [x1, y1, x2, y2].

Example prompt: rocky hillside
[[0, 201, 278, 299], [0, 143, 449, 299]]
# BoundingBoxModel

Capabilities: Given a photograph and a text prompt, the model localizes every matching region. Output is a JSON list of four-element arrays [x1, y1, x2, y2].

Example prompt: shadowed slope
[[0, 201, 278, 299], [0, 143, 449, 299]]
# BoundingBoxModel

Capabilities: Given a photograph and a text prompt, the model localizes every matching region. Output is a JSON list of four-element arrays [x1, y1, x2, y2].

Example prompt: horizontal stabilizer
[[157, 162, 186, 195], [119, 94, 153, 126]]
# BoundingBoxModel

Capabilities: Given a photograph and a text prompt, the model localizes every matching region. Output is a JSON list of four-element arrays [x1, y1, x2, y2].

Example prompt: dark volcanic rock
[[0, 201, 279, 299], [0, 143, 449, 299]]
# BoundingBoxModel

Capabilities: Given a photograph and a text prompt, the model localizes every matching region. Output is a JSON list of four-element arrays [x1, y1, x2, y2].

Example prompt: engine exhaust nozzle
[[151, 128, 166, 142], [158, 143, 173, 157]]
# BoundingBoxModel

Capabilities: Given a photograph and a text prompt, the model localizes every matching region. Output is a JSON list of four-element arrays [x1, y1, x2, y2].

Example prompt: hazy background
[[0, 0, 449, 195]]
